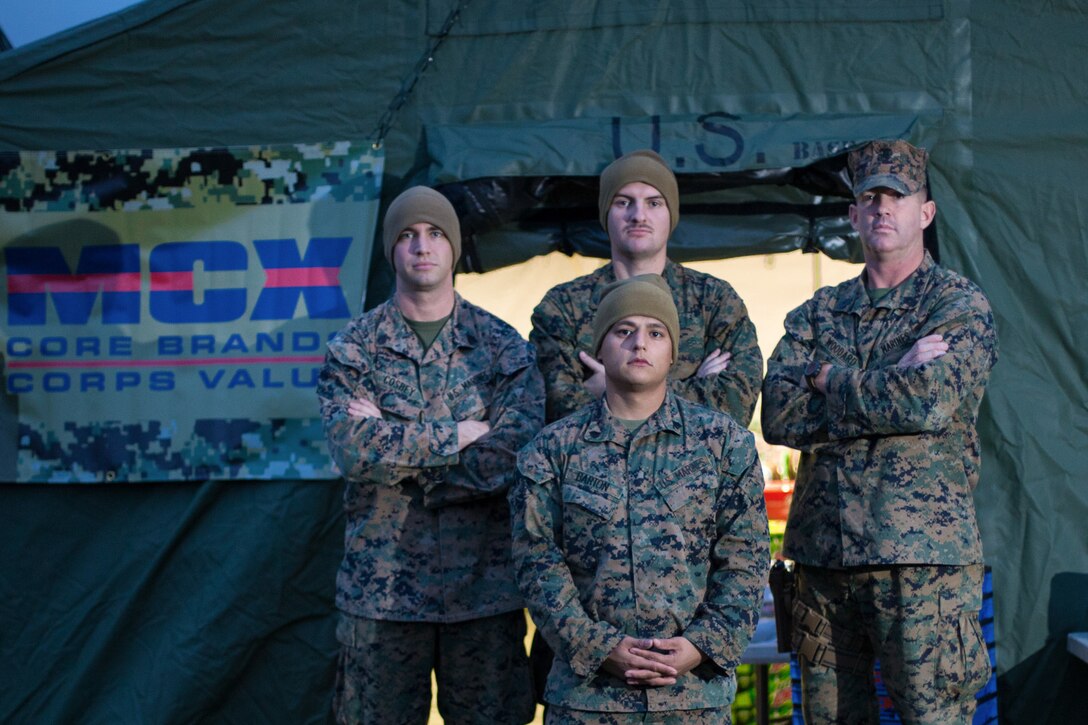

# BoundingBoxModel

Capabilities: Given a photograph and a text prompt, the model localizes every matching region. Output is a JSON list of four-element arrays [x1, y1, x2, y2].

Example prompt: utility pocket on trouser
[[936, 610, 991, 700]]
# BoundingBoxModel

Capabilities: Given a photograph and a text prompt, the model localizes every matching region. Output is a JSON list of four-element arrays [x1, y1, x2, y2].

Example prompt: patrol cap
[[848, 139, 928, 197], [382, 186, 462, 268], [598, 150, 680, 234], [592, 274, 679, 362]]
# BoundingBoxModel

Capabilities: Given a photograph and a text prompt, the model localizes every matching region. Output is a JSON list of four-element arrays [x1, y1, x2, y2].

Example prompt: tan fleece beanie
[[382, 186, 462, 267], [597, 150, 680, 234], [592, 274, 679, 361]]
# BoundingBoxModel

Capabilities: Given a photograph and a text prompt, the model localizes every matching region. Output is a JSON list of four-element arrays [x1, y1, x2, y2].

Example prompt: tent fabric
[[0, 480, 343, 723], [1, 1, 1086, 723]]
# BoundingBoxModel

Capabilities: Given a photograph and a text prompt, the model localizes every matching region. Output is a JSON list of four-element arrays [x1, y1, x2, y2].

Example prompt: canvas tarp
[[1, 1, 1085, 723]]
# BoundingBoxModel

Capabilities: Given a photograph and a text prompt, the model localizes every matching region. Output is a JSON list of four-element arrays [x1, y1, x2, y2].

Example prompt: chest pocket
[[870, 312, 924, 368], [445, 367, 492, 420], [654, 455, 717, 550], [655, 456, 714, 511], [562, 482, 619, 520], [561, 471, 620, 572], [372, 362, 423, 420], [817, 329, 860, 368]]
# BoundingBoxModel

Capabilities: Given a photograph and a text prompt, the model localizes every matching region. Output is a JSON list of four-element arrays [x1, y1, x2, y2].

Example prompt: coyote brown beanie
[[597, 149, 680, 234], [592, 274, 679, 362], [382, 186, 461, 267]]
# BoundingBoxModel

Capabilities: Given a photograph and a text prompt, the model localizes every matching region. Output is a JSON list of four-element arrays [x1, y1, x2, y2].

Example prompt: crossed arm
[[346, 397, 490, 450], [319, 339, 544, 505], [762, 296, 997, 449], [808, 333, 949, 393]]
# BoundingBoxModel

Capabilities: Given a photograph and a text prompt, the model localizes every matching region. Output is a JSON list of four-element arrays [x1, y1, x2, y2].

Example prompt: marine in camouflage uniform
[[318, 186, 542, 724], [511, 275, 769, 723], [761, 140, 998, 724], [527, 151, 764, 704], [530, 149, 762, 426]]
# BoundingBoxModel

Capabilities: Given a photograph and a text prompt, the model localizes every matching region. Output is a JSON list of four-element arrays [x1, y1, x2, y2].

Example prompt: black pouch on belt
[[768, 559, 795, 653]]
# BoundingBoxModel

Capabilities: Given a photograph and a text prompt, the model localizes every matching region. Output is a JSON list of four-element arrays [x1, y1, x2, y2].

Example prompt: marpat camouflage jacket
[[761, 252, 998, 567], [318, 293, 544, 623], [511, 391, 769, 712], [529, 260, 763, 424]]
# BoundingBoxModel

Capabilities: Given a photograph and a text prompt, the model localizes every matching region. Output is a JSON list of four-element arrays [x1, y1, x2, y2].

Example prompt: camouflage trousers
[[793, 564, 990, 725], [546, 705, 729, 724], [333, 609, 535, 725]]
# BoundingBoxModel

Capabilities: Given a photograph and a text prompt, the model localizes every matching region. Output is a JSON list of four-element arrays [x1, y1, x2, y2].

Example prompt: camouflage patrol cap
[[848, 140, 928, 196], [592, 274, 679, 362], [598, 149, 680, 234], [382, 186, 462, 268]]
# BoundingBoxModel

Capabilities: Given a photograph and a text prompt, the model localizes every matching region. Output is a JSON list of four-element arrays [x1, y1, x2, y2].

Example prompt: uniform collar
[[584, 389, 684, 444], [834, 250, 937, 314], [379, 292, 480, 358]]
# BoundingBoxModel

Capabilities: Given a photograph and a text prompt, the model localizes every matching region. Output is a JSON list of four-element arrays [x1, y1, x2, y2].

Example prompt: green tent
[[1, 1, 1085, 722]]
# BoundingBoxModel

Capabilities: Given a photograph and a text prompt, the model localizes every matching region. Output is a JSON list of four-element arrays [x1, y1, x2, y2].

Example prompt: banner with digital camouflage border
[[0, 142, 383, 482]]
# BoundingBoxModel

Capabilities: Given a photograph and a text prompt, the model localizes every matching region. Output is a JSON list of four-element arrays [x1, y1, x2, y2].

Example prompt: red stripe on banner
[[264, 267, 340, 287], [7, 356, 326, 369], [7, 272, 141, 294], [149, 271, 194, 291]]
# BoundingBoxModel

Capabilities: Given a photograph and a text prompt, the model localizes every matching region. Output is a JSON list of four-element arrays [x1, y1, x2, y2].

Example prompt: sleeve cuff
[[567, 623, 625, 678], [683, 619, 730, 673]]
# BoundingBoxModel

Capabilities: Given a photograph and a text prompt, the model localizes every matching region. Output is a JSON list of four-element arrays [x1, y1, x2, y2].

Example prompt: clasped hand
[[602, 635, 706, 687]]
